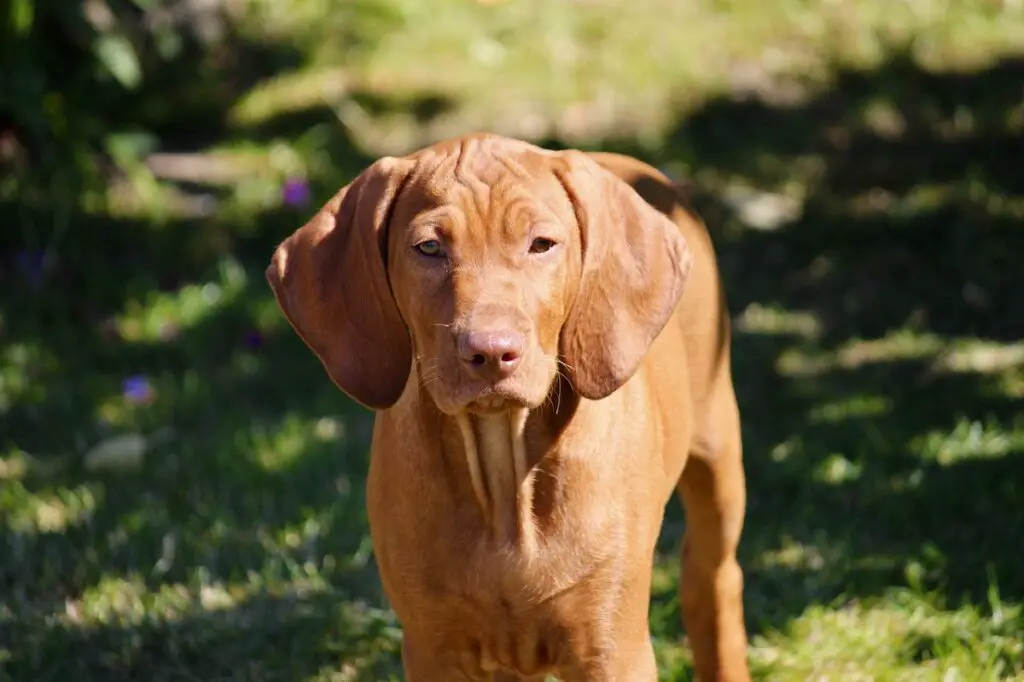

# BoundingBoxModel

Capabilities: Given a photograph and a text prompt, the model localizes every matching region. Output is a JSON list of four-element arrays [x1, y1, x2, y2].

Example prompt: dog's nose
[[457, 329, 524, 380]]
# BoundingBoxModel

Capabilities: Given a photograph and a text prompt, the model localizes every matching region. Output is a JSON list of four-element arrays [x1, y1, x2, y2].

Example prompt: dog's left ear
[[555, 151, 693, 400], [265, 157, 415, 410]]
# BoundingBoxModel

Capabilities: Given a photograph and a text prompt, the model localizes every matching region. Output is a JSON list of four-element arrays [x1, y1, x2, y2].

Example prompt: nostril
[[457, 328, 524, 374]]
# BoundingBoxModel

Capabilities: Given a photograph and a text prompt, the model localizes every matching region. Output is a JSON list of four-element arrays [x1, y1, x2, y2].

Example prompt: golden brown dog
[[266, 133, 751, 681]]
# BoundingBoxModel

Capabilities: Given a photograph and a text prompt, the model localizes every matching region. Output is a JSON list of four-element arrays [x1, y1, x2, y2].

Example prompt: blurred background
[[1, 1, 1023, 680]]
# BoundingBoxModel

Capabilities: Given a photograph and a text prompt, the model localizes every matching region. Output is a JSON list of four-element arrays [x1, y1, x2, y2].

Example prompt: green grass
[[2, 1, 1024, 680]]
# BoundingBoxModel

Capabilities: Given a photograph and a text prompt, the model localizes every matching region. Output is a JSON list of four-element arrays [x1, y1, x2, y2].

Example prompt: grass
[[2, 0, 1024, 680]]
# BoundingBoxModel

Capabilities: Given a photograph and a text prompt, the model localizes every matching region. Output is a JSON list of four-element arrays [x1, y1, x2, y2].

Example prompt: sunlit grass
[[2, 481, 100, 534], [912, 417, 1024, 466], [752, 586, 1023, 681], [249, 414, 347, 472], [776, 329, 947, 377]]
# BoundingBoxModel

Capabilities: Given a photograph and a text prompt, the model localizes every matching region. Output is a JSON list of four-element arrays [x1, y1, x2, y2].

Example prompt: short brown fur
[[266, 133, 751, 681]]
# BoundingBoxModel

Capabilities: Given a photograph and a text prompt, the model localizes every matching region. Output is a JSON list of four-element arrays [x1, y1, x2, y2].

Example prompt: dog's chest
[[370, 406, 646, 677], [432, 536, 624, 678]]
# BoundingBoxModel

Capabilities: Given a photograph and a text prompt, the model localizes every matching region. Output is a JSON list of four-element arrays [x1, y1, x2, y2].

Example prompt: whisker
[[413, 354, 446, 390], [419, 371, 444, 388], [554, 371, 567, 413], [415, 355, 443, 370], [543, 390, 555, 412], [556, 358, 577, 374]]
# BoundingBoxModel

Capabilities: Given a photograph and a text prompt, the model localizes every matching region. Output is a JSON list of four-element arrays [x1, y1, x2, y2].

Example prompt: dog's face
[[266, 133, 692, 414], [385, 144, 581, 415]]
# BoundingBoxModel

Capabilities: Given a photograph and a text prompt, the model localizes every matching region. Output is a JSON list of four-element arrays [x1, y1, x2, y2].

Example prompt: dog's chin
[[431, 382, 548, 417], [464, 392, 530, 415]]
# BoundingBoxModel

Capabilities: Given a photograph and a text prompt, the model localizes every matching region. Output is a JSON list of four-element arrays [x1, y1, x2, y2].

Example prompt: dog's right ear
[[555, 151, 693, 400], [266, 157, 415, 410]]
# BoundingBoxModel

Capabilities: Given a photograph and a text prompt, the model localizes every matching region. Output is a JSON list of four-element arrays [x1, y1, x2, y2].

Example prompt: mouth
[[466, 391, 528, 415], [420, 357, 556, 416]]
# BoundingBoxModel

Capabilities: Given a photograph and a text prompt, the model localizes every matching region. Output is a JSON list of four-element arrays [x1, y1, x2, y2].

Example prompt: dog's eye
[[416, 240, 445, 258], [529, 238, 556, 254]]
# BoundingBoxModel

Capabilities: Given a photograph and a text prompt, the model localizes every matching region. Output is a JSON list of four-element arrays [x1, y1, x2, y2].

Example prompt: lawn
[[2, 1, 1023, 680]]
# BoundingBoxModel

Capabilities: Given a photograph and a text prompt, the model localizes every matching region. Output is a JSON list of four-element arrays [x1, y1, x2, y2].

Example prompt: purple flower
[[122, 375, 156, 405], [16, 250, 46, 288], [243, 329, 264, 350], [282, 178, 311, 208]]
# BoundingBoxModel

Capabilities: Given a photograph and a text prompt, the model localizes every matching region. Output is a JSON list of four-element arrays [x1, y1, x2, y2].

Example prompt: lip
[[463, 385, 530, 415], [466, 395, 527, 415]]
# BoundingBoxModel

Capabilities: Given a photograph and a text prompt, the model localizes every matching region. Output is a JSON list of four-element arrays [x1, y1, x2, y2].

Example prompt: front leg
[[402, 632, 550, 682], [561, 634, 657, 682], [561, 593, 659, 682], [402, 631, 480, 682]]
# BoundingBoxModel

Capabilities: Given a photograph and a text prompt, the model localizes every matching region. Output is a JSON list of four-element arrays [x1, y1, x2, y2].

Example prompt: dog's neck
[[409, 374, 579, 556], [455, 408, 536, 553]]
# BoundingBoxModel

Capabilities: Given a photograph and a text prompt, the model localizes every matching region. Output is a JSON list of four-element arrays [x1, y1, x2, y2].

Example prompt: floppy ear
[[555, 151, 693, 400], [266, 157, 415, 410]]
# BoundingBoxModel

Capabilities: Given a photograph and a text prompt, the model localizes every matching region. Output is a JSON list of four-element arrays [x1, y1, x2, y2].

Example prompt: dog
[[266, 133, 751, 681]]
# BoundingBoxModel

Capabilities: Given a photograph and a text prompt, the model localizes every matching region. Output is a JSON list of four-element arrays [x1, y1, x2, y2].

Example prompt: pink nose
[[457, 329, 524, 381]]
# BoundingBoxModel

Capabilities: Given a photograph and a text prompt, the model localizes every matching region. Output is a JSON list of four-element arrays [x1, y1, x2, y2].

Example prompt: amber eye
[[529, 237, 556, 254], [416, 239, 444, 257]]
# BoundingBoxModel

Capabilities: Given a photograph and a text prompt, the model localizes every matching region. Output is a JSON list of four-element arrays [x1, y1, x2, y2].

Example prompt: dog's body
[[267, 134, 750, 681]]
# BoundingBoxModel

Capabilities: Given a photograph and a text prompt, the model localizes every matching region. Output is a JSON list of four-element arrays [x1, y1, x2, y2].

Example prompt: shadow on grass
[[1, 10, 402, 678], [2, 41, 1024, 680], [2, 587, 403, 682], [1, 240, 390, 679], [627, 51, 1024, 647]]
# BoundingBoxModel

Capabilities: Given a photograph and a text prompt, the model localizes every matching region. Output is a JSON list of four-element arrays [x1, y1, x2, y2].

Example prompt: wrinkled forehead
[[394, 140, 576, 231]]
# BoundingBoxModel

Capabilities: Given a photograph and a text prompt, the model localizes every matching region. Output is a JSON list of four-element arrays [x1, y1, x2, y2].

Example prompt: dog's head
[[266, 134, 692, 415]]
